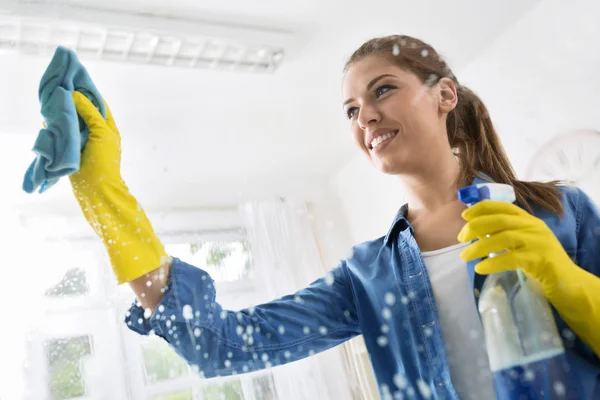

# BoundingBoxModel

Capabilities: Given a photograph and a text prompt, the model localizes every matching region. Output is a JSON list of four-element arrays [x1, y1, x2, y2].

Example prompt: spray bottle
[[457, 183, 582, 400]]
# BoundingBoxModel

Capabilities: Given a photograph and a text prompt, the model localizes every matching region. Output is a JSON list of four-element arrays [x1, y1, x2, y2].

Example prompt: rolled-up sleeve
[[126, 257, 360, 378]]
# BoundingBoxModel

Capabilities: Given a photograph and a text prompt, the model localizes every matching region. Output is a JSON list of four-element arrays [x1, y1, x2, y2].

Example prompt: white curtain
[[239, 199, 361, 400]]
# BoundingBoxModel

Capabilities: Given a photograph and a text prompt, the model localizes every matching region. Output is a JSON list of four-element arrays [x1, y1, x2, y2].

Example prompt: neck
[[400, 155, 466, 218]]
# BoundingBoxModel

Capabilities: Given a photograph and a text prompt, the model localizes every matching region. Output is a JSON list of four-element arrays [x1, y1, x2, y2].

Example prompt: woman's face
[[342, 55, 456, 175]]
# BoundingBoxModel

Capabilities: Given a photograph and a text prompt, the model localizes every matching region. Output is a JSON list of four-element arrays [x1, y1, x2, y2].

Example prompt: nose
[[357, 102, 381, 130]]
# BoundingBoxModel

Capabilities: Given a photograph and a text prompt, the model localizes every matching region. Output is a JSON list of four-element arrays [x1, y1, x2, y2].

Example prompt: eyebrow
[[343, 74, 397, 107]]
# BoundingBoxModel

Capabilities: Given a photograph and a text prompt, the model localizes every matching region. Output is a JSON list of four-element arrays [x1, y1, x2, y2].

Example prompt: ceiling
[[0, 0, 542, 213]]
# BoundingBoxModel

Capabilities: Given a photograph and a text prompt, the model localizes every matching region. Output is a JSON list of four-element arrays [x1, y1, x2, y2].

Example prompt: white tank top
[[422, 242, 497, 399]]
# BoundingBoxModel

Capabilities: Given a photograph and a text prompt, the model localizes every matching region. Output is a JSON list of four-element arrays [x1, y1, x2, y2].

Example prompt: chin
[[372, 159, 403, 175]]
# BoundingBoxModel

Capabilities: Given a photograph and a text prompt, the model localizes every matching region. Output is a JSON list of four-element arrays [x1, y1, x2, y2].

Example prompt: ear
[[437, 77, 458, 114]]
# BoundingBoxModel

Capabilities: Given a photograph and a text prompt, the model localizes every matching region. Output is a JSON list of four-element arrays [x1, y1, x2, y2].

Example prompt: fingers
[[460, 230, 527, 261], [458, 214, 533, 242], [103, 101, 120, 134], [474, 249, 537, 276], [72, 91, 106, 130], [462, 200, 526, 221]]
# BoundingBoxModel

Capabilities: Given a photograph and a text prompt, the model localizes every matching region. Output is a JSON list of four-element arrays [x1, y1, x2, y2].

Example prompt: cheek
[[351, 124, 368, 152]]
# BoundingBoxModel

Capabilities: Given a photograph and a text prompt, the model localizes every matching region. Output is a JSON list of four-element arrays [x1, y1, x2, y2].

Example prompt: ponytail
[[449, 86, 563, 215]]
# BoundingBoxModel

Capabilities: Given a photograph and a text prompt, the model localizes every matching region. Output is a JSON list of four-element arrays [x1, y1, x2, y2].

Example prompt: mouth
[[368, 130, 398, 151]]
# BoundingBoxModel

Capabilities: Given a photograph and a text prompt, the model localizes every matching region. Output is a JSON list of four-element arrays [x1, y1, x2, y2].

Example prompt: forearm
[[130, 259, 171, 311], [126, 259, 360, 376]]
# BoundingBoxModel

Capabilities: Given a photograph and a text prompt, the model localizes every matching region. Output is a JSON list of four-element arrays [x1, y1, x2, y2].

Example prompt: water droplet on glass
[[524, 369, 535, 381], [381, 324, 390, 334], [421, 49, 429, 58], [324, 272, 335, 285], [138, 318, 143, 325], [246, 325, 254, 335], [408, 290, 416, 299], [407, 387, 415, 397], [204, 353, 209, 359], [319, 326, 328, 335], [401, 296, 409, 305], [146, 280, 152, 287], [553, 381, 566, 396], [392, 44, 400, 56], [385, 292, 396, 306], [144, 308, 152, 319], [196, 345, 201, 350], [194, 328, 201, 337], [220, 310, 228, 320], [284, 350, 291, 359], [294, 295, 304, 304], [166, 320, 172, 328], [261, 353, 269, 362], [393, 373, 407, 389], [424, 327, 433, 337], [417, 379, 432, 398], [236, 325, 244, 336], [182, 305, 193, 320], [377, 336, 388, 347], [224, 360, 231, 368], [278, 325, 286, 335], [562, 328, 576, 341], [382, 307, 392, 320]]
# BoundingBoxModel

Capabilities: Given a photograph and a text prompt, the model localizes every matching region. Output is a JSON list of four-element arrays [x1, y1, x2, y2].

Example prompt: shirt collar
[[383, 172, 494, 244]]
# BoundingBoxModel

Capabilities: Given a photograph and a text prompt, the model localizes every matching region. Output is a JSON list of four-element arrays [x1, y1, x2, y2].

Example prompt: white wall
[[333, 155, 407, 244], [333, 0, 600, 243]]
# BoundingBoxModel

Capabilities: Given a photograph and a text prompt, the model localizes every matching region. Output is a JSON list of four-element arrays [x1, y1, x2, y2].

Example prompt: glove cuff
[[72, 180, 169, 284]]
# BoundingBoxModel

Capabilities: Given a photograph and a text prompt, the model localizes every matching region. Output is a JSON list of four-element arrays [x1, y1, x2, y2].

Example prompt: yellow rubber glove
[[69, 91, 168, 284], [458, 200, 600, 356]]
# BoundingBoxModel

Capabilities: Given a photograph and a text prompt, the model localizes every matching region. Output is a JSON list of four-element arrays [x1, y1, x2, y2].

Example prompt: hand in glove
[[458, 200, 600, 356], [69, 91, 168, 284]]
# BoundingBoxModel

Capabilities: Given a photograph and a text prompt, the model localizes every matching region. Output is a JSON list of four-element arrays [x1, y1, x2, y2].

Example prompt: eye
[[346, 107, 358, 120], [375, 84, 396, 98]]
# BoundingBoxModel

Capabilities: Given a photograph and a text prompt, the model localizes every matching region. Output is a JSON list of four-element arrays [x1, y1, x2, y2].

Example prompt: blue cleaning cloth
[[23, 45, 106, 194]]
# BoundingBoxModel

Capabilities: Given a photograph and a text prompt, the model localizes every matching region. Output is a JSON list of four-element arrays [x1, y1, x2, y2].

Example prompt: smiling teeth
[[371, 132, 396, 149]]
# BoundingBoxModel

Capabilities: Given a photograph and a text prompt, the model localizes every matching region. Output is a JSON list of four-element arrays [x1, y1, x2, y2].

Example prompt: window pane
[[202, 379, 244, 400], [251, 374, 278, 400], [166, 240, 253, 282], [142, 335, 190, 384], [45, 268, 89, 297], [46, 335, 92, 400], [151, 390, 193, 400]]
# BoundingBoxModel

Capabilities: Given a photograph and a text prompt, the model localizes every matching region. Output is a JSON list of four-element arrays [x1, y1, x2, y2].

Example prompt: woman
[[69, 35, 600, 399]]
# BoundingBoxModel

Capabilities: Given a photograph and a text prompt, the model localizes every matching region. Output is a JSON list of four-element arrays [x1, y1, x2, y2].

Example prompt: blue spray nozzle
[[458, 183, 515, 206]]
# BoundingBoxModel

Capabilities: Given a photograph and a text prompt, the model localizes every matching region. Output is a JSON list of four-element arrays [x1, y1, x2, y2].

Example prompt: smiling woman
[[52, 30, 600, 400]]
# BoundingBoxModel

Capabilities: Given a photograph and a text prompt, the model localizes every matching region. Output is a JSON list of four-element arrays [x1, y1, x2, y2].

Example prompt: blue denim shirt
[[127, 177, 600, 399]]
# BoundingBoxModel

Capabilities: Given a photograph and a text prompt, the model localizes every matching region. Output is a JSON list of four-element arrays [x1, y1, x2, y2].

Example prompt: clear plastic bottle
[[458, 183, 582, 400]]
